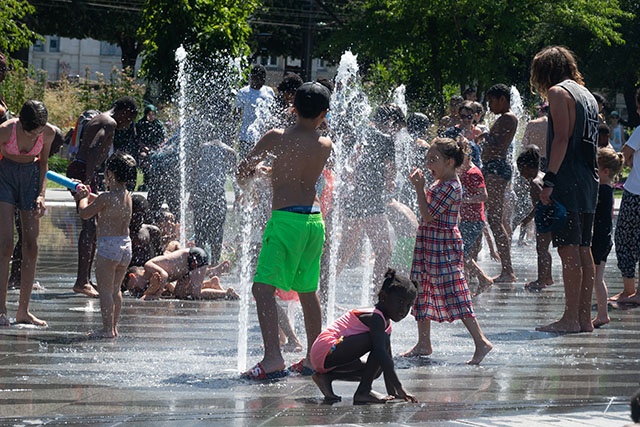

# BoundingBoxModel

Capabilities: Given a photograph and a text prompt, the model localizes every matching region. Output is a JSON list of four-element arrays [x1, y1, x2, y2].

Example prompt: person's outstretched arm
[[236, 129, 279, 184]]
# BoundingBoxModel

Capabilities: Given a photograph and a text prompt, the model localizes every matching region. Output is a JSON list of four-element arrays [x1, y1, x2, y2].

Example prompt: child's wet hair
[[598, 123, 610, 136], [458, 100, 475, 114], [277, 72, 303, 95], [597, 147, 624, 178], [122, 266, 143, 292], [373, 103, 406, 128], [431, 137, 465, 168], [486, 84, 510, 102], [106, 152, 137, 183], [379, 268, 418, 300], [517, 146, 541, 170], [407, 112, 430, 138]]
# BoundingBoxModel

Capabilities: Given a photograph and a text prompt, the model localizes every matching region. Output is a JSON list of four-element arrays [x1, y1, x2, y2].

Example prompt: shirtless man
[[67, 97, 138, 297], [237, 82, 332, 380], [477, 84, 518, 283]]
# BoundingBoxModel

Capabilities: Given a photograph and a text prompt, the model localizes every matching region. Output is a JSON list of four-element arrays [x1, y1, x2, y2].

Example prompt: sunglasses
[[460, 114, 474, 120]]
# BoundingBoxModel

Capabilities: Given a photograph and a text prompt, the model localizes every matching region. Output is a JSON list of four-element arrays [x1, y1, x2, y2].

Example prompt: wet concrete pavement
[[0, 191, 638, 425]]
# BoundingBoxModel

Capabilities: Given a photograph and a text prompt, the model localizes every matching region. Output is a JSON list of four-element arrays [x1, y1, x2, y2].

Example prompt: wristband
[[542, 172, 557, 188]]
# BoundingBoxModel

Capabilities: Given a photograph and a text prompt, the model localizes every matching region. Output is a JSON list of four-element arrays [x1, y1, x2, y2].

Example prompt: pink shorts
[[309, 331, 343, 374]]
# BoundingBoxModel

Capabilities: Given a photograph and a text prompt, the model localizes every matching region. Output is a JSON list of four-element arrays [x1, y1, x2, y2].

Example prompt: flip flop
[[288, 358, 315, 376], [241, 362, 288, 381]]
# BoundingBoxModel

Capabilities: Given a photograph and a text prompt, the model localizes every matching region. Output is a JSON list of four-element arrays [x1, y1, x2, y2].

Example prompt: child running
[[237, 82, 332, 379], [458, 139, 493, 295], [310, 269, 418, 404], [402, 138, 492, 364], [591, 147, 623, 327], [74, 152, 137, 338], [516, 147, 553, 290]]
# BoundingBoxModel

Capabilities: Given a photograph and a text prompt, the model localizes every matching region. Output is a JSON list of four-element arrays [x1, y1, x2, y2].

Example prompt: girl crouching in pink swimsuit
[[310, 269, 418, 404]]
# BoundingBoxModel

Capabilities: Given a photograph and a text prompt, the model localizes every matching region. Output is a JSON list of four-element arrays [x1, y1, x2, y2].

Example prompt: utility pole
[[301, 0, 314, 81]]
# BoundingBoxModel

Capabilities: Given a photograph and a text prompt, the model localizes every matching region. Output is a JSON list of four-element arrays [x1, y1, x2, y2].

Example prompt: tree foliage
[[321, 0, 631, 111], [139, 0, 258, 99], [0, 0, 40, 55]]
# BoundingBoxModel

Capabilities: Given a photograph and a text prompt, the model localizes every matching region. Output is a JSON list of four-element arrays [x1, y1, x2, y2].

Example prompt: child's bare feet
[[474, 278, 494, 296], [400, 344, 432, 358], [618, 293, 640, 305], [524, 280, 552, 291], [493, 272, 517, 283], [73, 283, 99, 298], [0, 313, 10, 326], [312, 373, 341, 402], [88, 330, 115, 339], [467, 340, 493, 365], [592, 316, 610, 328], [15, 312, 47, 327], [142, 272, 164, 299], [282, 340, 303, 353], [609, 291, 633, 302], [353, 390, 393, 404], [225, 287, 240, 300]]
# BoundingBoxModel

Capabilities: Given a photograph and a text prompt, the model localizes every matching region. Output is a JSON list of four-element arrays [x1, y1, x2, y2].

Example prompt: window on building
[[33, 39, 45, 52], [316, 59, 326, 70], [49, 36, 60, 52], [100, 41, 122, 57], [258, 55, 278, 69]]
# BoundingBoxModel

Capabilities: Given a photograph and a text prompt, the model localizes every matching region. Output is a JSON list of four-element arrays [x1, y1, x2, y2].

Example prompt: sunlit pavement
[[0, 190, 637, 426]]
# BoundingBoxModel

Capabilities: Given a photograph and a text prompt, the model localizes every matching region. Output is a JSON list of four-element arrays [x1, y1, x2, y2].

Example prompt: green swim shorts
[[254, 210, 325, 294]]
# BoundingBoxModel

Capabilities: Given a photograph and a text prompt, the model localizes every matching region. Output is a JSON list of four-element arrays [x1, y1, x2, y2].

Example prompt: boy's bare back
[[259, 126, 331, 210]]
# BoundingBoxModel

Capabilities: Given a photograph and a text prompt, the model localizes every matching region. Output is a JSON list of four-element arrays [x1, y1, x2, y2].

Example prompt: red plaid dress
[[411, 179, 475, 322]]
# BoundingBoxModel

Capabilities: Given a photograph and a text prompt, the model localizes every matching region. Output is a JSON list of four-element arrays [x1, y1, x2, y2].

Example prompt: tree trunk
[[118, 36, 141, 77]]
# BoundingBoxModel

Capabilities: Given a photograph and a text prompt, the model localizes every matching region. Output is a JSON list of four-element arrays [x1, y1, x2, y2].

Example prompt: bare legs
[[0, 203, 14, 326], [485, 175, 516, 282], [0, 205, 46, 327], [73, 217, 99, 297], [526, 231, 553, 290], [400, 319, 432, 357], [537, 245, 594, 333], [312, 333, 391, 403], [461, 317, 493, 365], [251, 283, 322, 374], [15, 210, 46, 326], [401, 316, 492, 364], [592, 262, 609, 327], [92, 255, 126, 338]]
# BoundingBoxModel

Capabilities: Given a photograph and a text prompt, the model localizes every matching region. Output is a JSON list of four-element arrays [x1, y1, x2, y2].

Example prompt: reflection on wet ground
[[0, 200, 638, 425]]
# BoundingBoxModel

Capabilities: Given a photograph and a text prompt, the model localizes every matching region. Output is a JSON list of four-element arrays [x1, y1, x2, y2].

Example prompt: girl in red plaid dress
[[401, 138, 493, 365]]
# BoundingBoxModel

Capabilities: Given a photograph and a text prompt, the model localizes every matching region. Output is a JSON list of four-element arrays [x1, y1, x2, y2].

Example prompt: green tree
[[0, 0, 40, 54], [139, 0, 258, 99], [322, 0, 630, 112], [28, 1, 143, 75]]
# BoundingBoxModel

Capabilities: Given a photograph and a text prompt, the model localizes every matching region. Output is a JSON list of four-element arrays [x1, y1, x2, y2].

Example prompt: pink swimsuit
[[310, 308, 392, 374], [4, 121, 44, 156]]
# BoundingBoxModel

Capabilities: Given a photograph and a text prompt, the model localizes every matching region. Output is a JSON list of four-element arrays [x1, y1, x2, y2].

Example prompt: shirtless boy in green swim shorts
[[237, 82, 332, 379]]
